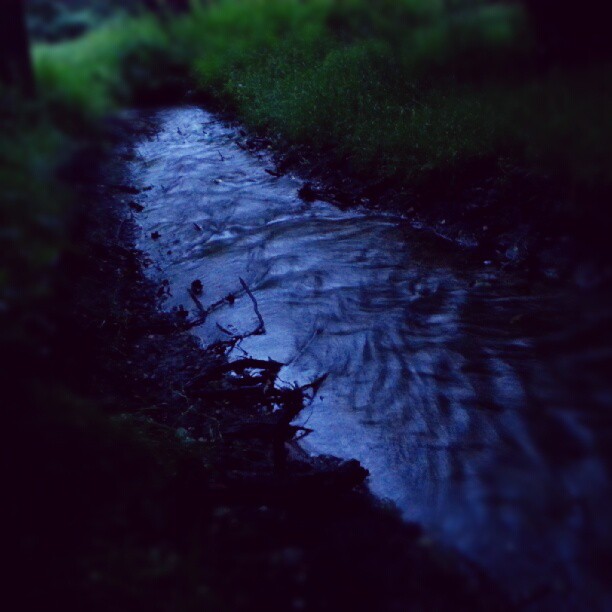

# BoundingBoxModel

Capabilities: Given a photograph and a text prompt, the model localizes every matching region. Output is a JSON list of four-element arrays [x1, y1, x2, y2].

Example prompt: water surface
[[125, 107, 612, 609]]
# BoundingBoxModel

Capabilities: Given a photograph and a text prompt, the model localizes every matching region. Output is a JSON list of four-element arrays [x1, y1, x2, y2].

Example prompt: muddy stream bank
[[117, 106, 611, 609]]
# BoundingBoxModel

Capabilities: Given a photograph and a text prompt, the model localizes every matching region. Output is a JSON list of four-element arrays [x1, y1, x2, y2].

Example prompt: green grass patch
[[1, 13, 182, 304], [176, 0, 611, 188], [33, 15, 172, 116], [22, 0, 612, 194]]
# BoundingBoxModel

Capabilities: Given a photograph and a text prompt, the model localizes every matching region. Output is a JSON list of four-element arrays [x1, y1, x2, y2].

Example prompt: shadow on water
[[123, 107, 612, 609]]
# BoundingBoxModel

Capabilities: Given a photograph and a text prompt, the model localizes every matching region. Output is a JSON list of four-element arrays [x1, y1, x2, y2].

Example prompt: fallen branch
[[240, 277, 266, 335], [188, 288, 206, 314], [184, 278, 265, 338], [185, 291, 232, 329]]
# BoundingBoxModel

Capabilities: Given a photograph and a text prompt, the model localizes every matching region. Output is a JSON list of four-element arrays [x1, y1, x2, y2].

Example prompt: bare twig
[[188, 289, 207, 314], [240, 277, 266, 335], [301, 373, 329, 401], [216, 322, 235, 336], [294, 427, 314, 441], [184, 290, 232, 330]]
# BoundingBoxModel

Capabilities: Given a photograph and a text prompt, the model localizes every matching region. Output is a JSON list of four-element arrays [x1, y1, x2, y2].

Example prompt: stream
[[122, 106, 611, 609]]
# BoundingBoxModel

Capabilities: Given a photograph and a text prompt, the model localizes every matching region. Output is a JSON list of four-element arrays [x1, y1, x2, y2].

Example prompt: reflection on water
[[126, 107, 612, 609]]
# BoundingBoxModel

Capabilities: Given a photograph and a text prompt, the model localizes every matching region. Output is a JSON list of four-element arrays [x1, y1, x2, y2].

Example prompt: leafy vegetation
[[34, 15, 175, 114], [25, 0, 612, 194], [180, 0, 610, 187]]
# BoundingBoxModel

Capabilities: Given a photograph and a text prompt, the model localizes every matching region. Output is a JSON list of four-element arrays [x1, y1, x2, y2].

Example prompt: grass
[[0, 13, 179, 304], [33, 15, 172, 115], [22, 0, 612, 193], [176, 0, 610, 187]]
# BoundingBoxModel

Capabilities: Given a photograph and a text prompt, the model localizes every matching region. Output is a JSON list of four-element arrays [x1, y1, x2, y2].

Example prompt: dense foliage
[[29, 0, 612, 190]]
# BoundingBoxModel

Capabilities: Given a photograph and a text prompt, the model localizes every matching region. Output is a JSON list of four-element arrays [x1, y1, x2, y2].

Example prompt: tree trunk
[[0, 0, 35, 95]]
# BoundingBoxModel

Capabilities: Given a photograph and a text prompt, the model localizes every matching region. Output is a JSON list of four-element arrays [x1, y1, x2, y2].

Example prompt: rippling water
[[124, 107, 612, 608]]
